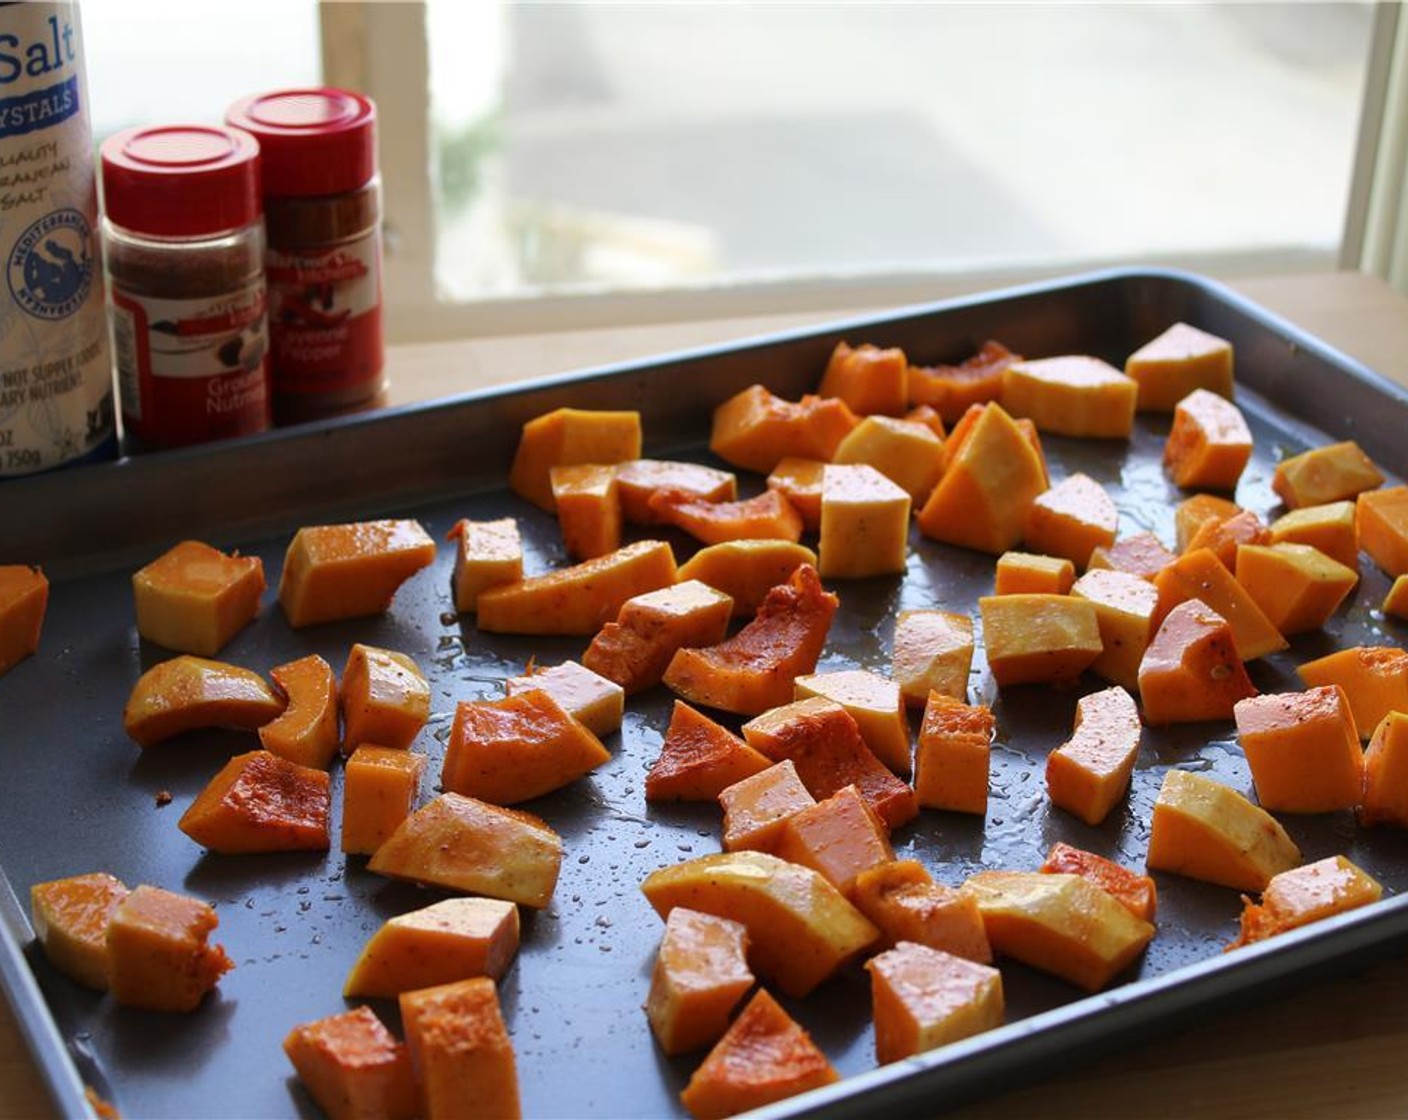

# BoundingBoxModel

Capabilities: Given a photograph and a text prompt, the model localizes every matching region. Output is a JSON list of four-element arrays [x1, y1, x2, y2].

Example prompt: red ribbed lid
[[101, 125, 261, 238], [225, 88, 377, 197]]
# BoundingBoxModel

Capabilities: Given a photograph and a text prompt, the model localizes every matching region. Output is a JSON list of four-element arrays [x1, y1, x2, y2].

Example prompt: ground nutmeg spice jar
[[226, 88, 385, 424], [100, 124, 271, 449]]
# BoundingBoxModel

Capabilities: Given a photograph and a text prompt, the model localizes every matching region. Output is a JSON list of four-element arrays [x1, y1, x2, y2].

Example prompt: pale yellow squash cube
[[342, 746, 426, 856], [1022, 472, 1118, 569], [448, 518, 523, 614], [1272, 440, 1383, 509], [344, 897, 519, 997], [1124, 322, 1234, 412], [341, 645, 430, 753], [132, 540, 265, 656], [893, 609, 974, 707], [504, 658, 625, 737], [978, 594, 1102, 687], [1235, 543, 1357, 635], [832, 415, 945, 504], [994, 552, 1075, 596], [794, 668, 910, 775], [818, 463, 911, 579], [1071, 568, 1159, 690], [1268, 501, 1358, 572], [1001, 356, 1137, 438], [549, 463, 622, 561]]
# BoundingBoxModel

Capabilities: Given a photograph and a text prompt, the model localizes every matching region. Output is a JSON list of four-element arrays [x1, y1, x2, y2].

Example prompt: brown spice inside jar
[[264, 182, 379, 249], [105, 232, 264, 300]]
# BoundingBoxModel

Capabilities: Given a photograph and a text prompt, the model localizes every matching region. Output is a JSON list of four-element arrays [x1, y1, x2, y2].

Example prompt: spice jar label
[[266, 229, 382, 396], [111, 282, 270, 446]]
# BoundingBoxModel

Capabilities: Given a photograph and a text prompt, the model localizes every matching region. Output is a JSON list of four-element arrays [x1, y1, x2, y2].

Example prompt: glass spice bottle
[[226, 88, 385, 424], [100, 124, 271, 449]]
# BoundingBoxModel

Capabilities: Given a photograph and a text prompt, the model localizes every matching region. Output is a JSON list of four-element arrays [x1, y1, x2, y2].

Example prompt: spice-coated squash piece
[[1234, 686, 1364, 813], [646, 701, 772, 803], [549, 463, 622, 560], [1356, 484, 1408, 577], [978, 594, 1102, 688], [795, 669, 910, 776], [30, 872, 130, 991], [936, 401, 1047, 481], [441, 689, 609, 806], [649, 488, 804, 546], [1229, 856, 1382, 950], [260, 654, 339, 769], [278, 519, 435, 628], [1040, 843, 1157, 923], [679, 988, 838, 1120], [709, 384, 858, 474], [1272, 440, 1383, 509], [105, 885, 233, 1012], [892, 608, 974, 707], [960, 871, 1154, 992], [764, 457, 824, 532], [1298, 646, 1408, 741], [677, 539, 817, 619], [994, 552, 1075, 596], [344, 897, 520, 998], [663, 563, 837, 716], [1268, 501, 1359, 572], [832, 414, 945, 504], [851, 861, 992, 963], [123, 655, 284, 748], [1153, 548, 1287, 661], [1001, 355, 1138, 439], [904, 404, 947, 438], [1022, 472, 1118, 568], [817, 341, 908, 416], [1124, 322, 1234, 412], [717, 760, 817, 853], [400, 977, 521, 1120], [508, 405, 641, 512], [584, 580, 736, 698], [368, 793, 562, 908], [646, 908, 754, 1056], [867, 941, 1004, 1064], [818, 463, 911, 578], [1163, 389, 1253, 491], [341, 746, 425, 856], [1137, 601, 1256, 725], [1087, 532, 1177, 581], [1235, 543, 1356, 635], [132, 540, 264, 656], [447, 517, 523, 614], [179, 749, 331, 853], [1387, 575, 1408, 619], [341, 644, 429, 753], [1183, 508, 1270, 571], [907, 340, 1020, 423], [1146, 770, 1300, 891], [914, 693, 992, 816], [917, 402, 1047, 555], [477, 539, 677, 636], [504, 658, 625, 736], [1174, 493, 1242, 553], [1071, 568, 1159, 691], [0, 564, 47, 676], [1045, 686, 1142, 826], [773, 785, 895, 898], [742, 697, 919, 829], [642, 850, 879, 998], [283, 1006, 417, 1120], [1361, 712, 1408, 828], [615, 459, 737, 524]]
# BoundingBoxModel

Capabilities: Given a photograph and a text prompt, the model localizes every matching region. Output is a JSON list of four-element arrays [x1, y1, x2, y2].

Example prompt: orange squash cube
[[1234, 543, 1356, 635], [278, 519, 435, 628], [645, 908, 754, 1055], [818, 463, 911, 578], [441, 689, 609, 805], [717, 760, 817, 853], [260, 654, 339, 769], [1153, 548, 1287, 661], [1174, 493, 1243, 553], [283, 1006, 417, 1120], [645, 701, 772, 803], [105, 885, 233, 1012], [1361, 711, 1408, 828], [833, 414, 946, 504], [341, 745, 426, 856], [679, 989, 838, 1120], [1385, 575, 1408, 619], [180, 749, 331, 853], [1001, 355, 1138, 438], [1045, 686, 1141, 826], [584, 580, 733, 696], [447, 517, 523, 613], [1071, 568, 1159, 691], [30, 872, 130, 991], [1163, 389, 1253, 490], [123, 655, 284, 748], [1298, 646, 1408, 741], [1229, 856, 1382, 950], [1124, 322, 1234, 412], [677, 539, 817, 619], [1273, 440, 1384, 509], [1087, 532, 1177, 581], [344, 897, 519, 998], [867, 941, 1003, 1064], [1137, 601, 1256, 725], [892, 608, 974, 707], [907, 340, 1019, 423], [1268, 501, 1359, 572], [978, 594, 1102, 687], [650, 488, 804, 546], [709, 384, 858, 473], [1356, 484, 1408, 577], [549, 463, 622, 560], [1040, 843, 1157, 923], [765, 457, 825, 532], [504, 658, 625, 735], [851, 861, 992, 962], [994, 552, 1075, 596], [341, 644, 429, 753], [400, 978, 521, 1120], [1184, 508, 1270, 572], [773, 785, 895, 897], [131, 540, 264, 656], [914, 693, 992, 816], [817, 341, 908, 416], [794, 669, 910, 776], [1022, 472, 1118, 568], [508, 405, 640, 512], [1234, 686, 1363, 813], [904, 403, 948, 438], [615, 459, 737, 524], [0, 564, 47, 676]]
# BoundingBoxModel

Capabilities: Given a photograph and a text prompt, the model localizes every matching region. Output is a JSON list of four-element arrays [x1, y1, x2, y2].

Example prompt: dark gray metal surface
[[1, 268, 1407, 1119]]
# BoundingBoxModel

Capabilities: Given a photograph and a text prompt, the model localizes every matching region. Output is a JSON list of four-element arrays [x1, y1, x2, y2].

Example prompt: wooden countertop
[[3, 269, 1406, 1119]]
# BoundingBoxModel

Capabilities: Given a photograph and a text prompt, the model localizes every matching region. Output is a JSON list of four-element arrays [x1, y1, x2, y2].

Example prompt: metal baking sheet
[[2, 268, 1407, 1119]]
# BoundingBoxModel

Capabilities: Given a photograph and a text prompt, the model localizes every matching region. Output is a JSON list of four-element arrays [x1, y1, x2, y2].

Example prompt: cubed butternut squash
[[504, 658, 625, 736], [105, 885, 233, 1012], [1268, 501, 1359, 572], [1040, 843, 1157, 923], [180, 749, 331, 853], [1234, 543, 1356, 635], [508, 405, 641, 512], [794, 669, 911, 776], [283, 1006, 417, 1120], [914, 693, 992, 816], [907, 340, 1019, 423], [1184, 509, 1270, 571], [773, 785, 895, 897], [904, 404, 948, 438], [132, 540, 264, 656], [122, 655, 284, 748], [549, 463, 622, 560], [615, 459, 737, 524], [867, 941, 1004, 1064], [832, 414, 946, 504], [1385, 575, 1408, 619], [30, 872, 130, 991], [1124, 322, 1234, 412], [341, 644, 429, 753], [0, 564, 47, 676], [709, 385, 857, 474], [817, 341, 908, 416], [994, 552, 1075, 596], [978, 594, 1102, 687], [1137, 601, 1256, 725], [1272, 440, 1384, 509], [649, 488, 804, 546], [677, 539, 817, 619], [645, 908, 754, 1055], [818, 464, 911, 578], [717, 760, 817, 853], [260, 654, 339, 769], [341, 746, 426, 856], [1229, 856, 1382, 950], [1356, 484, 1408, 577], [893, 609, 975, 707], [1361, 711, 1408, 828], [278, 519, 435, 628], [645, 701, 772, 803], [1174, 493, 1242, 553], [851, 861, 992, 962], [1298, 646, 1408, 741], [1022, 473, 1118, 568], [1153, 548, 1287, 661], [1087, 532, 1177, 581], [1163, 389, 1253, 490], [447, 517, 523, 614], [1001, 355, 1138, 438], [344, 898, 519, 998], [400, 978, 521, 1120], [1071, 568, 1159, 691], [1045, 686, 1141, 826], [1234, 686, 1364, 813], [764, 457, 825, 532], [584, 580, 733, 696]]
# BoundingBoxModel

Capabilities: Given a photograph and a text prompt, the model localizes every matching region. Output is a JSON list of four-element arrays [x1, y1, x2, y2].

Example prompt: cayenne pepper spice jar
[[100, 124, 271, 448], [226, 88, 385, 424]]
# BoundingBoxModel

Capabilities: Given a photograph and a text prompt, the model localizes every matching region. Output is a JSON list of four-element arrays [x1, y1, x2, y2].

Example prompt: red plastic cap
[[226, 88, 377, 197], [101, 125, 262, 238]]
